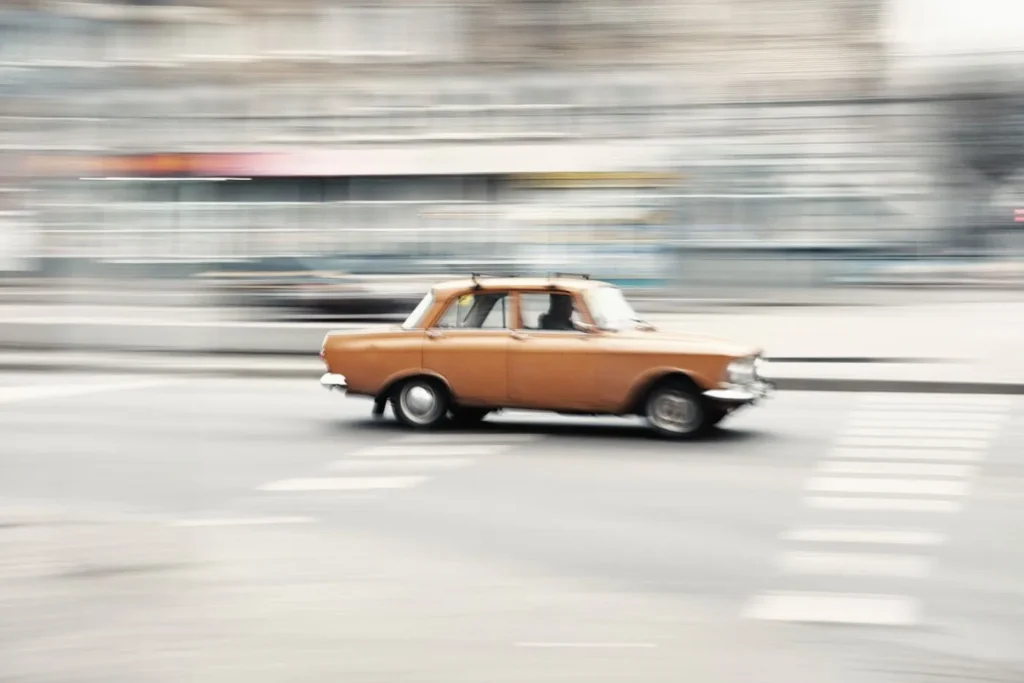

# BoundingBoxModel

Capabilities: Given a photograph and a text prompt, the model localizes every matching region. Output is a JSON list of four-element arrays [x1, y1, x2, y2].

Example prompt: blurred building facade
[[1, 0, 1018, 284]]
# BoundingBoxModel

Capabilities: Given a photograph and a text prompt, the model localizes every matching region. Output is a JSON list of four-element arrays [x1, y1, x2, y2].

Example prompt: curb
[[2, 357, 1022, 395]]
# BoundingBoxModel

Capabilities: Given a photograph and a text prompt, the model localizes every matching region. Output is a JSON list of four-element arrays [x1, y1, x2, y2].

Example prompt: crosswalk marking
[[816, 461, 975, 477], [778, 551, 932, 578], [847, 413, 1007, 426], [395, 433, 540, 444], [836, 436, 991, 450], [805, 497, 963, 512], [781, 528, 945, 546], [806, 477, 969, 496], [327, 458, 475, 471], [747, 394, 1011, 627], [857, 394, 1012, 407], [353, 444, 504, 458], [258, 476, 427, 492], [169, 516, 316, 527], [829, 447, 984, 462], [743, 593, 919, 625], [841, 427, 999, 439]]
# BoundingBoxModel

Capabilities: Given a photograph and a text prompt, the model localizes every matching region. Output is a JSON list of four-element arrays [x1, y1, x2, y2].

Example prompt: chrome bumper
[[704, 380, 775, 405], [320, 373, 348, 392]]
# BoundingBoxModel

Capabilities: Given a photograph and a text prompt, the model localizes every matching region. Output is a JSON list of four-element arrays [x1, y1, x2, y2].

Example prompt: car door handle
[[426, 329, 443, 339], [511, 331, 529, 341]]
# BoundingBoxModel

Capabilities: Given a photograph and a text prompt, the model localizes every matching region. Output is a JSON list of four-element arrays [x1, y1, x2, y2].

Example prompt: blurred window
[[401, 291, 435, 330], [518, 292, 581, 331], [434, 292, 509, 330]]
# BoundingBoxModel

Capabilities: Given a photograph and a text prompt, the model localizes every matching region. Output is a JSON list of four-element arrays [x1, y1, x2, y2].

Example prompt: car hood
[[612, 327, 761, 358]]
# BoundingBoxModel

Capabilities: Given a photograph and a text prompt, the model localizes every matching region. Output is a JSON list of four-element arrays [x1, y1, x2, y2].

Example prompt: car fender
[[377, 368, 455, 402], [620, 366, 719, 414]]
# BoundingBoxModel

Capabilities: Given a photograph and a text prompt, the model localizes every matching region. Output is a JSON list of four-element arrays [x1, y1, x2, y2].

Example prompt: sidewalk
[[0, 351, 1020, 394], [2, 301, 1024, 393], [1, 299, 1022, 393]]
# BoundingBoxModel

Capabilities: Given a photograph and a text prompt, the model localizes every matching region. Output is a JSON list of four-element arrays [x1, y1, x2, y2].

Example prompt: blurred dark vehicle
[[195, 257, 429, 319], [195, 257, 525, 319]]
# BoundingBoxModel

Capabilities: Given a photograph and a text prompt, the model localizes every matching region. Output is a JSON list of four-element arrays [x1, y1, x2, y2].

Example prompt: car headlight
[[726, 356, 758, 386]]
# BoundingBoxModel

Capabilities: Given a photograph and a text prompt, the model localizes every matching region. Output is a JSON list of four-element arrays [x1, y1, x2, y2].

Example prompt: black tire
[[391, 377, 449, 429], [449, 407, 491, 426], [705, 406, 729, 428], [644, 377, 709, 439]]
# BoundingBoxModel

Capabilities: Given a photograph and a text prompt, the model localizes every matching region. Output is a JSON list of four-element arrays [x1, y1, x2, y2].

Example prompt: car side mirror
[[576, 322, 598, 334]]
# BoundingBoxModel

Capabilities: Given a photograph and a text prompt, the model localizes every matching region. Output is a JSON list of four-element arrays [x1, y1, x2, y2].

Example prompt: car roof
[[432, 277, 610, 298]]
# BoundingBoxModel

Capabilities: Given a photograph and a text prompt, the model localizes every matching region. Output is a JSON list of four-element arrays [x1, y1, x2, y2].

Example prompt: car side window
[[518, 292, 581, 331], [433, 292, 509, 330]]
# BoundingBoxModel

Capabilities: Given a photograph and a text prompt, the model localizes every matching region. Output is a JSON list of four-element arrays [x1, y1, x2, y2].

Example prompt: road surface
[[1, 373, 1023, 683]]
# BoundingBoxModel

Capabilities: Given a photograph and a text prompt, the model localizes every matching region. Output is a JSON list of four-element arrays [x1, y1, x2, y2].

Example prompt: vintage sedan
[[320, 274, 773, 438]]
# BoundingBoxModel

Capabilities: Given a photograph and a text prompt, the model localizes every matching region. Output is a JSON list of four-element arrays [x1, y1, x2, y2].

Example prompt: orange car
[[320, 274, 773, 438]]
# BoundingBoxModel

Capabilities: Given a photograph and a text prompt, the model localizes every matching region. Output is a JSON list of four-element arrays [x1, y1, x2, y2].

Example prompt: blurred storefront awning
[[26, 143, 677, 179]]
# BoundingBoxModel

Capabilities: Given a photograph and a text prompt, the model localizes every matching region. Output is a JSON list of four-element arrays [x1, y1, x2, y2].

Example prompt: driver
[[539, 294, 577, 331]]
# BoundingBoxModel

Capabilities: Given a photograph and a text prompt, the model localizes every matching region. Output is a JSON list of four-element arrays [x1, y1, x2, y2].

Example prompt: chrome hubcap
[[649, 391, 700, 433], [401, 383, 441, 424]]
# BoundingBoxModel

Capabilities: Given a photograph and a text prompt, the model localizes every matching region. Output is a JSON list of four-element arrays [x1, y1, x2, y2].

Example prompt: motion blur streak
[[1, 1, 1024, 682]]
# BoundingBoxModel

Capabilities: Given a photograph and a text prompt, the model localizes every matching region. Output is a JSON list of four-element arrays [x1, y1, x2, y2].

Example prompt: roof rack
[[469, 272, 513, 289], [550, 272, 590, 280]]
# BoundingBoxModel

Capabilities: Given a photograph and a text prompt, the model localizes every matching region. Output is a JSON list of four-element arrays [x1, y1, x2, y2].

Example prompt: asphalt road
[[1, 373, 1023, 683]]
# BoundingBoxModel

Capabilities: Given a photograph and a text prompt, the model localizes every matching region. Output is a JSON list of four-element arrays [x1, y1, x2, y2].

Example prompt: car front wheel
[[392, 377, 449, 429], [645, 380, 708, 439]]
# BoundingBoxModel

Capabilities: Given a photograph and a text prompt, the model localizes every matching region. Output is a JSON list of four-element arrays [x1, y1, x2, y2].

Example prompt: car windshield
[[401, 290, 434, 329], [584, 286, 642, 331]]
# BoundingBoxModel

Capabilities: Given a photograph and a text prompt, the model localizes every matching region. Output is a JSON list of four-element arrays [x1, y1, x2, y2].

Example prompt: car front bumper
[[320, 373, 348, 393], [704, 376, 775, 406]]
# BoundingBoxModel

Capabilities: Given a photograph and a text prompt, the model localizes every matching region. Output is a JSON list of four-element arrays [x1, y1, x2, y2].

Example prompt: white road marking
[[743, 593, 919, 625], [328, 458, 474, 471], [354, 444, 503, 458], [829, 447, 984, 462], [778, 551, 932, 578], [805, 497, 963, 512], [858, 394, 1012, 407], [817, 461, 975, 477], [848, 413, 1008, 425], [0, 378, 174, 404], [841, 427, 999, 439], [806, 477, 969, 496], [854, 405, 1011, 415], [781, 528, 946, 546], [258, 476, 427, 492], [169, 516, 316, 527], [836, 436, 992, 450], [514, 642, 657, 649], [396, 433, 541, 444]]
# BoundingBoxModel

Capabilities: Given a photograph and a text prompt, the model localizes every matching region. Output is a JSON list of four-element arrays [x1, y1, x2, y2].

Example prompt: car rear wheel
[[449, 407, 491, 426], [645, 379, 708, 439], [392, 377, 449, 429]]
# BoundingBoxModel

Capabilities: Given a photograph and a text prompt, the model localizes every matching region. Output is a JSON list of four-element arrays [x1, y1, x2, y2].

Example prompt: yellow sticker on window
[[458, 295, 473, 307]]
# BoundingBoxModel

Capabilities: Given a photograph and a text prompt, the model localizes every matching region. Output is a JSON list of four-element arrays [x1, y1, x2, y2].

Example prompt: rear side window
[[433, 292, 509, 329]]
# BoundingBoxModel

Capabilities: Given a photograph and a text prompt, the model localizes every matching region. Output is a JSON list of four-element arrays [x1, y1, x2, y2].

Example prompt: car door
[[506, 290, 600, 411], [422, 290, 510, 406]]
